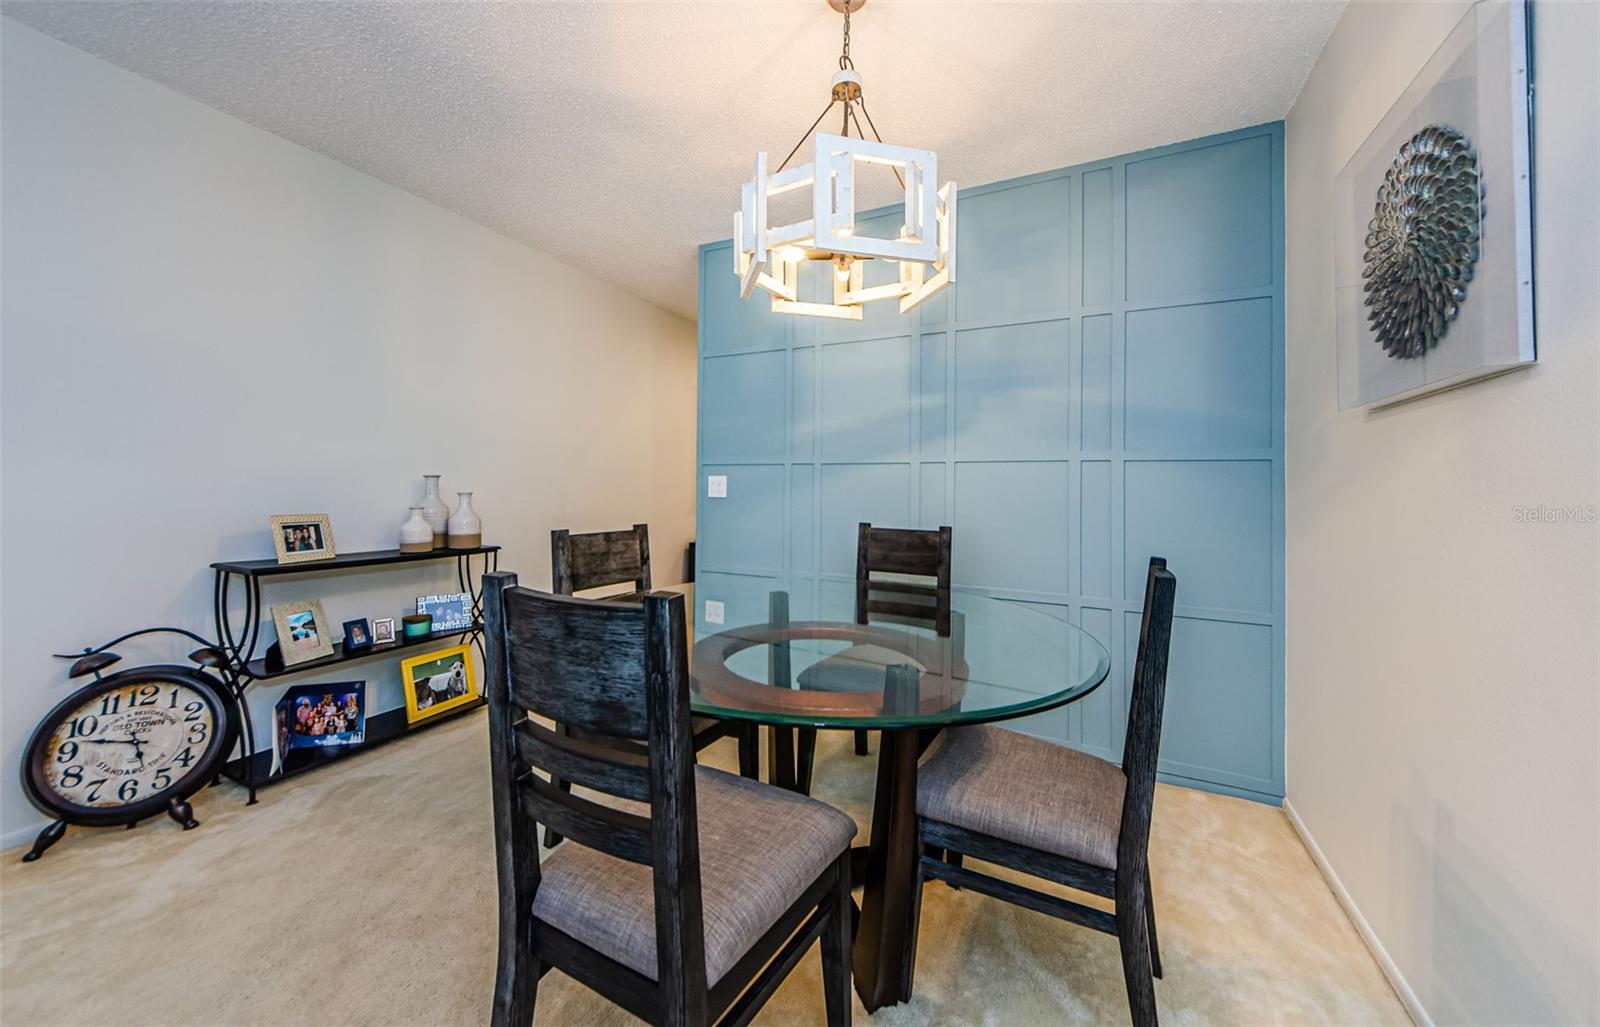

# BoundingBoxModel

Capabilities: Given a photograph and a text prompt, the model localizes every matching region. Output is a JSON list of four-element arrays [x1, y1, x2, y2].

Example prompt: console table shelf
[[220, 698, 486, 788], [212, 544, 499, 578], [246, 624, 483, 679], [211, 543, 501, 804]]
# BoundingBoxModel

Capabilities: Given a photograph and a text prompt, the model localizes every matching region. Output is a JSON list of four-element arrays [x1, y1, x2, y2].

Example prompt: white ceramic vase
[[419, 474, 450, 549], [447, 492, 482, 549], [399, 507, 433, 553]]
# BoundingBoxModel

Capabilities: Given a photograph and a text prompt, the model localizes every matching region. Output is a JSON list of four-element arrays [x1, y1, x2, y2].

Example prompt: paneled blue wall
[[696, 123, 1285, 802]]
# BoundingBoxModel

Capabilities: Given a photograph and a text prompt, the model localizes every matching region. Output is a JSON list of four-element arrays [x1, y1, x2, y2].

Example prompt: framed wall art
[[1334, 0, 1534, 410]]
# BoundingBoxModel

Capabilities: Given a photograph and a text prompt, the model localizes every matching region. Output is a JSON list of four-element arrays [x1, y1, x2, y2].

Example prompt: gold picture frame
[[399, 644, 478, 724], [271, 513, 336, 565], [270, 598, 336, 667]]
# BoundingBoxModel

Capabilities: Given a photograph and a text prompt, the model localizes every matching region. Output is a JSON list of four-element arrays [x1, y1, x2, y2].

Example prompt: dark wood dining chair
[[546, 526, 758, 846], [551, 523, 652, 598], [909, 557, 1177, 1027], [483, 573, 857, 1027], [792, 524, 952, 787]]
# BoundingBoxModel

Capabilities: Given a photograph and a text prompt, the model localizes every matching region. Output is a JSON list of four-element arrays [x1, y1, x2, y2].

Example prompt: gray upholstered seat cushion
[[531, 766, 857, 984], [917, 724, 1124, 869], [796, 644, 908, 693]]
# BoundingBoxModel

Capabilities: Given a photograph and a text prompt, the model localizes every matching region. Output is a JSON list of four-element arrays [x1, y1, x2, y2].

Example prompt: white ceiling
[[3, 1, 1343, 319]]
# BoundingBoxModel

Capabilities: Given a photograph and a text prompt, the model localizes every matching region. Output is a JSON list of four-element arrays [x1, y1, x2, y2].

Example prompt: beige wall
[[0, 22, 697, 845], [1284, 2, 1598, 1024]]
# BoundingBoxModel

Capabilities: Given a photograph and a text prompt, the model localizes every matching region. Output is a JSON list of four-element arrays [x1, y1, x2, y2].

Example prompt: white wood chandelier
[[734, 0, 956, 320]]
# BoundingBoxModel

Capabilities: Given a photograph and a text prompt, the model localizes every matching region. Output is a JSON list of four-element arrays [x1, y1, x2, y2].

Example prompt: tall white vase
[[447, 492, 482, 549], [419, 474, 450, 549], [399, 507, 433, 553]]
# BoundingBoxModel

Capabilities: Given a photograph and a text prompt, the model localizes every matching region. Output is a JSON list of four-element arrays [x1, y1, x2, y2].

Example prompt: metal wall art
[[1335, 0, 1534, 409], [1363, 125, 1481, 360]]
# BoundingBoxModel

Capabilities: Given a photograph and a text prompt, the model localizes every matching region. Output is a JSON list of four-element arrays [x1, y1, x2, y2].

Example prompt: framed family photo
[[271, 513, 336, 565], [270, 682, 366, 777], [270, 598, 336, 666], [416, 592, 474, 633], [398, 644, 477, 724], [370, 617, 397, 645]]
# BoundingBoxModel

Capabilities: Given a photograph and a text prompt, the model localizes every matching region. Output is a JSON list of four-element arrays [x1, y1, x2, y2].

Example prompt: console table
[[211, 545, 499, 802]]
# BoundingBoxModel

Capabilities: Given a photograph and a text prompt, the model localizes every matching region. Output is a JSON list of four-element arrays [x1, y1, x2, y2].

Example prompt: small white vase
[[399, 507, 433, 553], [419, 474, 450, 549], [447, 492, 482, 549]]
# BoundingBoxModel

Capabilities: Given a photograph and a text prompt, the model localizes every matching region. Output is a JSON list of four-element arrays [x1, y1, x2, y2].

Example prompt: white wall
[[0, 22, 697, 846], [1285, 3, 1598, 1024]]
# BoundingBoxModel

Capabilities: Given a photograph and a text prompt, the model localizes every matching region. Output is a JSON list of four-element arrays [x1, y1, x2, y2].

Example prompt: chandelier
[[734, 0, 956, 320]]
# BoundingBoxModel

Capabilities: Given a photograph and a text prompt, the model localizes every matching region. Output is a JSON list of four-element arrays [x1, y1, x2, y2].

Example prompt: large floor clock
[[20, 636, 240, 861]]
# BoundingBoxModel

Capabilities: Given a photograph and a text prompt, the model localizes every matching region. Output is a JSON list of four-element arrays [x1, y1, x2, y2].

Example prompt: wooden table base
[[851, 726, 922, 1011]]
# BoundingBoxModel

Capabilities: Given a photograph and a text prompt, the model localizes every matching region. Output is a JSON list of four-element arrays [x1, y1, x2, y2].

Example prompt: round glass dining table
[[650, 580, 1111, 1011]]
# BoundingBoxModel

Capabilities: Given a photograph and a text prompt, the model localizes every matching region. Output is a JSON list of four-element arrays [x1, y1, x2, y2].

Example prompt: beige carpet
[[0, 712, 1407, 1026]]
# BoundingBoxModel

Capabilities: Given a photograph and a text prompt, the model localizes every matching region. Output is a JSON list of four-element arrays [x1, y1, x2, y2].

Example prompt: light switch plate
[[707, 474, 728, 498], [704, 600, 725, 625]]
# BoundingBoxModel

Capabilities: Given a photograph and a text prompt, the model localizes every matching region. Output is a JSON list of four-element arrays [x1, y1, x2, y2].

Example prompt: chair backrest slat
[[503, 588, 650, 739], [1117, 557, 1177, 874], [514, 719, 650, 803], [553, 524, 651, 595], [863, 597, 941, 623], [855, 522, 953, 637], [518, 773, 654, 864]]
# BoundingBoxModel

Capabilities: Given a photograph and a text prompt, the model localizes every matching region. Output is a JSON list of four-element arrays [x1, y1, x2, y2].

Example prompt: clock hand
[[85, 737, 141, 745]]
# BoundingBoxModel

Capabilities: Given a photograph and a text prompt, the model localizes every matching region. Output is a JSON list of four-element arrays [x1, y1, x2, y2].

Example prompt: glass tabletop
[[651, 578, 1110, 730]]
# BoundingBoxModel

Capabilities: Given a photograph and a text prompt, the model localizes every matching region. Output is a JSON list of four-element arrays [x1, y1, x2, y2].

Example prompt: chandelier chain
[[840, 3, 853, 69]]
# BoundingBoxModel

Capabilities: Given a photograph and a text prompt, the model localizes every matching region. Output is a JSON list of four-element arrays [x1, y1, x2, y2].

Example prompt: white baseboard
[[2, 818, 50, 854], [1283, 798, 1432, 1027]]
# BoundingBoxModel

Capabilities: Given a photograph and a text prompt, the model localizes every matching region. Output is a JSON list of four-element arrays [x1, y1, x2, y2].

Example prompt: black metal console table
[[211, 545, 500, 803]]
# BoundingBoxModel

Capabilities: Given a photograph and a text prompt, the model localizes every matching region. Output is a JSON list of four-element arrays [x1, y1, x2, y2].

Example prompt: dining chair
[[792, 523, 952, 789], [547, 526, 758, 846], [551, 524, 652, 597], [483, 573, 857, 1027], [908, 557, 1177, 1027]]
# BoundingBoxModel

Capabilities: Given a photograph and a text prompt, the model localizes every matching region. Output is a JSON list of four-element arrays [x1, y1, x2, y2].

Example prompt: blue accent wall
[[696, 122, 1286, 802]]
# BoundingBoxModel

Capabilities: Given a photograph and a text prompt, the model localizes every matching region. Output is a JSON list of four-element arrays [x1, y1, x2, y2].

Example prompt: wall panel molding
[[697, 122, 1286, 800]]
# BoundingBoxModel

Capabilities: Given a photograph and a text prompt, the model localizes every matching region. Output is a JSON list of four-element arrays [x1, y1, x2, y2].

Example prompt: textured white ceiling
[[3, 1, 1343, 318]]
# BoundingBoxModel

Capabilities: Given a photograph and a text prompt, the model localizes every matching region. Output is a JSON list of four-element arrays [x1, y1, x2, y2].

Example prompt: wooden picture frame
[[270, 598, 336, 667], [271, 514, 336, 565], [399, 644, 477, 724]]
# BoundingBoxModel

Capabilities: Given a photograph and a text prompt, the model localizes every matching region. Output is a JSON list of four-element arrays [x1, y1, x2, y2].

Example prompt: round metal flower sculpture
[[1362, 125, 1482, 360]]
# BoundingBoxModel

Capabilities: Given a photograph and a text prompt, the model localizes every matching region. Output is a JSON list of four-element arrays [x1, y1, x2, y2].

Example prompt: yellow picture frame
[[398, 644, 478, 724]]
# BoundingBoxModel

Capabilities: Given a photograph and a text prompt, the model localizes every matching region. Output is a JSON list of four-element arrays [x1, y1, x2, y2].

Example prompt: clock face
[[41, 678, 220, 810]]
